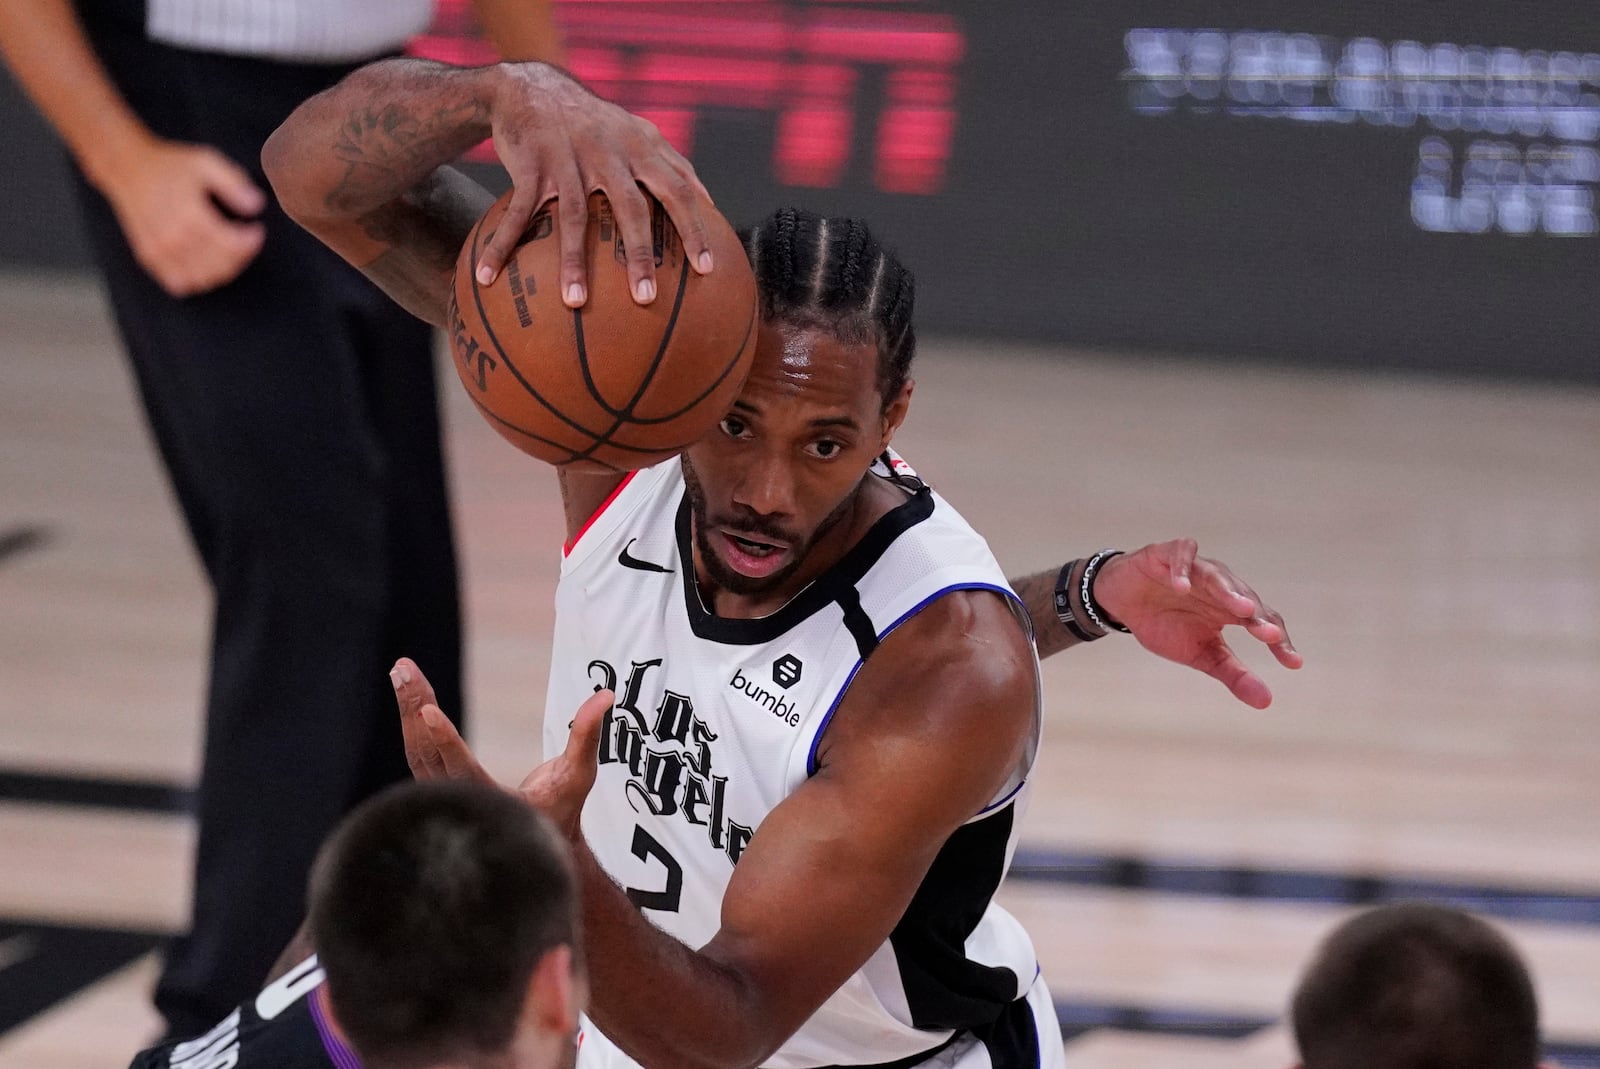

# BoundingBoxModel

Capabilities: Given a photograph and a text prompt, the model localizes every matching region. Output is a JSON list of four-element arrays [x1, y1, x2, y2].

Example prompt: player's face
[[682, 321, 909, 603]]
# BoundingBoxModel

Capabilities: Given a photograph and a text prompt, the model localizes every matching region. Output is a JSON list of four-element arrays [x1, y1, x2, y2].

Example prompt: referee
[[0, 0, 557, 1039]]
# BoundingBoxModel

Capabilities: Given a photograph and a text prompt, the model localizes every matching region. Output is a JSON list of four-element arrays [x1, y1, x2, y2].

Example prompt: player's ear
[[879, 378, 913, 447], [527, 944, 582, 1035]]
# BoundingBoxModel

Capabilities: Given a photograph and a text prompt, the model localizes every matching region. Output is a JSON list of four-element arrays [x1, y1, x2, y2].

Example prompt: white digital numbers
[[1124, 29, 1600, 237], [1412, 138, 1598, 235]]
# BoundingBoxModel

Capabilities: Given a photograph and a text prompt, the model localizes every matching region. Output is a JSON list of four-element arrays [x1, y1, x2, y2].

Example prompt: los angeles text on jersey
[[588, 657, 758, 865]]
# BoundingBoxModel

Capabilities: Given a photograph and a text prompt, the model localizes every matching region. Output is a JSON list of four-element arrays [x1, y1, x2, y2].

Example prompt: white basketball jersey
[[546, 452, 1046, 1069]]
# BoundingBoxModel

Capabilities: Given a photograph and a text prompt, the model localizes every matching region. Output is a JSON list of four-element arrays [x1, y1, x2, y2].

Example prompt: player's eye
[[807, 439, 843, 459], [719, 416, 749, 438]]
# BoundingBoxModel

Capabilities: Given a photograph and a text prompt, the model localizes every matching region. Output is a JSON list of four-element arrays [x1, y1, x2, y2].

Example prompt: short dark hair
[[1291, 902, 1540, 1069], [308, 781, 577, 1069], [738, 207, 916, 407]]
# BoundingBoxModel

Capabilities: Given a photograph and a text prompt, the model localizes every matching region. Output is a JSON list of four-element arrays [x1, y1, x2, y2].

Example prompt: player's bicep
[[298, 166, 492, 328]]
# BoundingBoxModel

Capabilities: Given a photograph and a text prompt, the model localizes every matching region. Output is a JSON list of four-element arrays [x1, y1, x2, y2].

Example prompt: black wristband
[[1081, 549, 1132, 634], [1054, 560, 1101, 643]]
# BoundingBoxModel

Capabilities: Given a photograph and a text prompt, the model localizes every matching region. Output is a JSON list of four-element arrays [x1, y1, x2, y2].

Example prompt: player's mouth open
[[719, 529, 791, 576]]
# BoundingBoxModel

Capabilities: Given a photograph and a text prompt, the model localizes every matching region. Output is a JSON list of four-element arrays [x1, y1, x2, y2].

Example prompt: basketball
[[448, 189, 759, 472]]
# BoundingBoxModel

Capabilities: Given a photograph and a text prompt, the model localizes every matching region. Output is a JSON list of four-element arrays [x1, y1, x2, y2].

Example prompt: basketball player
[[129, 779, 585, 1069], [265, 56, 1299, 1068], [1290, 903, 1549, 1069]]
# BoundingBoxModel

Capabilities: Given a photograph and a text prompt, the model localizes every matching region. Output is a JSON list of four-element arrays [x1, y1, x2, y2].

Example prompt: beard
[[681, 457, 856, 598]]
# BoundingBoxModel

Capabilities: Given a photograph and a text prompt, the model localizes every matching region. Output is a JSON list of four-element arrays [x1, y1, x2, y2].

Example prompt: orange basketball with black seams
[[450, 189, 759, 472]]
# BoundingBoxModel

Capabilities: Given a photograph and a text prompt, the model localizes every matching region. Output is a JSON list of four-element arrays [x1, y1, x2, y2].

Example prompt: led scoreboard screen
[[2, 1, 1595, 380], [408, 0, 1599, 382]]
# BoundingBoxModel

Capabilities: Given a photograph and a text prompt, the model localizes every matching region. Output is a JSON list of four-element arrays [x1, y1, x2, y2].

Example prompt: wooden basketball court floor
[[1, 273, 1596, 1067]]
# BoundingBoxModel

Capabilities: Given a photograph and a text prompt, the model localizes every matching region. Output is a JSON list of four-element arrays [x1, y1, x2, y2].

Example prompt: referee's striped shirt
[[146, 0, 434, 62]]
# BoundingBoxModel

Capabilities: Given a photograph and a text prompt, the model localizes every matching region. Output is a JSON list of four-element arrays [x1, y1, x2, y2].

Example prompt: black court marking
[[0, 524, 53, 567], [1056, 999, 1267, 1042], [1008, 847, 1600, 926], [465, 213, 613, 443], [0, 919, 166, 1035], [566, 253, 691, 465], [0, 768, 193, 814]]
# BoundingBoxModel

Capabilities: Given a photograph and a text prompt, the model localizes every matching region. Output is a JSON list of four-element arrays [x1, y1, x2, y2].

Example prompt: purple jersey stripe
[[307, 986, 365, 1069]]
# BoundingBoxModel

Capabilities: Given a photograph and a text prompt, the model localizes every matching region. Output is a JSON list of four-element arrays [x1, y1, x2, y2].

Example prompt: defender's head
[[309, 781, 583, 1069], [683, 208, 918, 600], [1290, 902, 1543, 1069]]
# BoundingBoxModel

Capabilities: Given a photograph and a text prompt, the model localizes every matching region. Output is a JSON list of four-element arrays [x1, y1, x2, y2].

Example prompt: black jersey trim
[[812, 981, 1044, 1069], [674, 481, 934, 645], [972, 983, 1044, 1068], [889, 804, 1023, 1032], [813, 1028, 962, 1069], [805, 583, 1020, 777], [836, 585, 879, 660]]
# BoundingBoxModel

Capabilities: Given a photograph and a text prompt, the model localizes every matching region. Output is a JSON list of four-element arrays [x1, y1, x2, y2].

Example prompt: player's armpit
[[557, 469, 632, 552], [356, 167, 492, 327], [280, 166, 491, 329]]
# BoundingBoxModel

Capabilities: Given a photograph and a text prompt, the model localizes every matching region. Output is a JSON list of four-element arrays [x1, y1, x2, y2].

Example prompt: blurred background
[[1, 2, 1596, 1067]]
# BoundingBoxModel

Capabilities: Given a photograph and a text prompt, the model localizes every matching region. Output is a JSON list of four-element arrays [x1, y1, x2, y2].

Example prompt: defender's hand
[[477, 62, 713, 307], [100, 135, 266, 297], [1092, 540, 1302, 709]]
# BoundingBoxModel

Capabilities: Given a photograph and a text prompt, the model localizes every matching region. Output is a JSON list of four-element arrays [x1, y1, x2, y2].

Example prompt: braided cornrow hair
[[738, 208, 916, 408]]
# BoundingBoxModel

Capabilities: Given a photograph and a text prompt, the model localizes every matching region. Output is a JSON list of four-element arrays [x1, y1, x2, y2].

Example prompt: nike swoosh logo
[[618, 539, 674, 573]]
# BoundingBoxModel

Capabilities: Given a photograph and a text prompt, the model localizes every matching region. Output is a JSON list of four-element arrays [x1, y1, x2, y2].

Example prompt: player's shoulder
[[831, 587, 1037, 762], [128, 957, 338, 1069], [812, 587, 1036, 819], [883, 587, 1035, 694]]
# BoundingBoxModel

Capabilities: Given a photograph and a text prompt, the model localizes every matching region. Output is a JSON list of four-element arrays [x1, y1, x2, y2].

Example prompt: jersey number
[[624, 826, 682, 912]]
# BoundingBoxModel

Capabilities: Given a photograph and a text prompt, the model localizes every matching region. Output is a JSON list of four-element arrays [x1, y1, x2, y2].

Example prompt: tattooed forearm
[[264, 58, 495, 223], [326, 97, 491, 214], [350, 168, 495, 326], [262, 60, 500, 324]]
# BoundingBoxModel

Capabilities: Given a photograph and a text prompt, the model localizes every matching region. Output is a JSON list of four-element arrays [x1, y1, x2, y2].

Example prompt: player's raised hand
[[102, 134, 266, 297], [391, 657, 497, 787], [516, 689, 612, 841], [477, 62, 713, 306], [1091, 540, 1302, 709]]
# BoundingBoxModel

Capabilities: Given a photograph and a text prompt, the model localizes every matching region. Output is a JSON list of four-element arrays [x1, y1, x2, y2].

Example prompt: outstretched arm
[[1009, 540, 1301, 707], [262, 57, 712, 326]]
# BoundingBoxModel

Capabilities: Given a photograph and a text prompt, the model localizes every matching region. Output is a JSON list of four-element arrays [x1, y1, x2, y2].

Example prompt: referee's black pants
[[73, 11, 464, 1038]]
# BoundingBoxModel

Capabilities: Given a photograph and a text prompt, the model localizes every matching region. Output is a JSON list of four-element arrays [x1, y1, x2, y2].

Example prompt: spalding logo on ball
[[450, 189, 758, 472]]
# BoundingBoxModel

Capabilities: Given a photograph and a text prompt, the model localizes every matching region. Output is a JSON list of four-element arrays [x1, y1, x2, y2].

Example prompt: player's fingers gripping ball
[[450, 189, 759, 472]]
